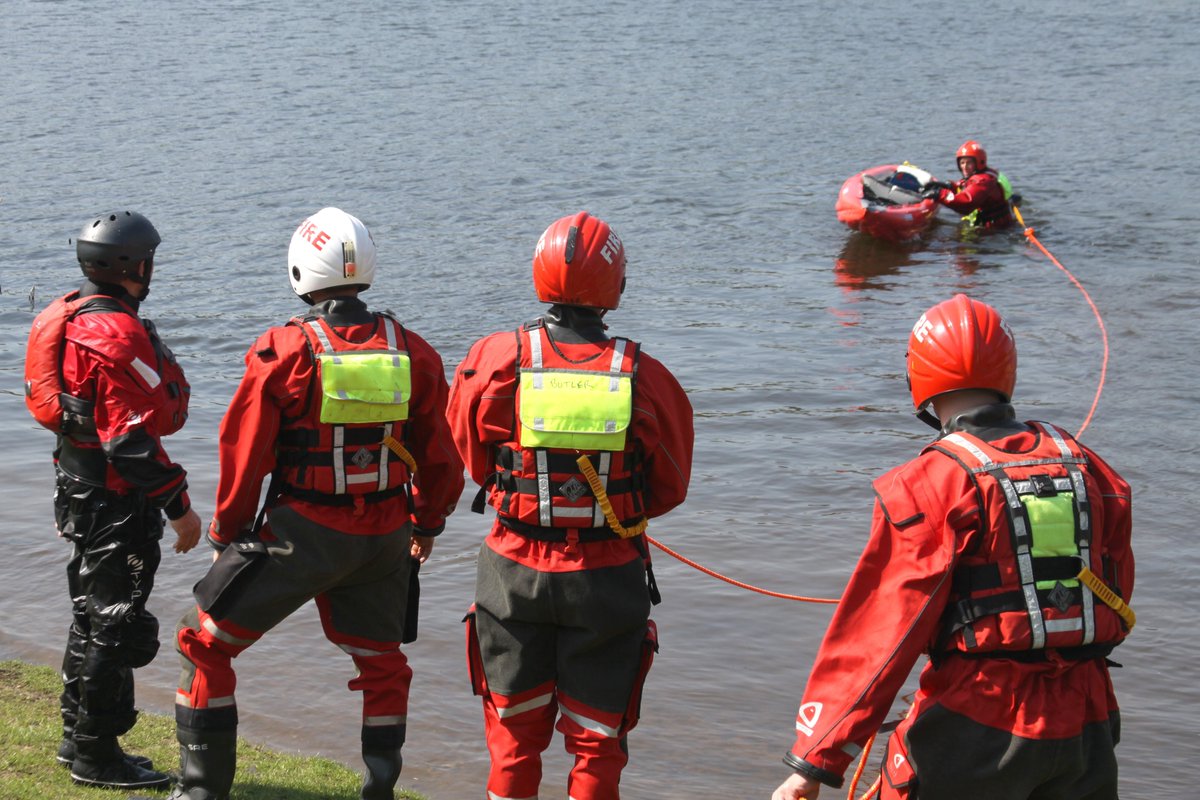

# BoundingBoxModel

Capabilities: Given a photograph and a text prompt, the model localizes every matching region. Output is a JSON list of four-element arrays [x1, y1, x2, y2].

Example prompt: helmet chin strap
[[906, 371, 941, 429], [130, 259, 153, 300], [915, 406, 942, 430]]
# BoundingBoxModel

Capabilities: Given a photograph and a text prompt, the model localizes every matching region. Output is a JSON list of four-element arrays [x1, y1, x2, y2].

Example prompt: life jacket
[[930, 423, 1129, 659], [275, 312, 417, 507], [24, 290, 190, 440], [959, 169, 1015, 228], [475, 320, 647, 541]]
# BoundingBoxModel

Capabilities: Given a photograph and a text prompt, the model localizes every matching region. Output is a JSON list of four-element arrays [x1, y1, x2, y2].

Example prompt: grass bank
[[0, 660, 428, 800]]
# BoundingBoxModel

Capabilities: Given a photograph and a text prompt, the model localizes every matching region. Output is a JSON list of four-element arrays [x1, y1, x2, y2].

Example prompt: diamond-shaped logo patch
[[560, 477, 589, 502], [1048, 581, 1073, 613], [351, 447, 374, 469]]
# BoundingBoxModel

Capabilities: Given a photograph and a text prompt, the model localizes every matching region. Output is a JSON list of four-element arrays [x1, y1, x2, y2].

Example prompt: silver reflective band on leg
[[365, 714, 406, 726], [559, 705, 620, 738], [494, 692, 555, 718], [201, 617, 256, 647]]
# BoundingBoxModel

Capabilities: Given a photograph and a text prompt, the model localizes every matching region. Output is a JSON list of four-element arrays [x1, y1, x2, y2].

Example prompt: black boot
[[360, 723, 406, 800], [70, 734, 170, 790], [167, 723, 238, 800], [57, 735, 154, 769]]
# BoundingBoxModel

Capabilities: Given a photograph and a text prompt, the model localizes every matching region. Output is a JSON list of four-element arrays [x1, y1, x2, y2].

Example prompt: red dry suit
[[448, 309, 693, 800], [49, 285, 191, 510], [173, 297, 464, 792], [784, 404, 1132, 799], [32, 282, 192, 747], [936, 169, 1014, 229]]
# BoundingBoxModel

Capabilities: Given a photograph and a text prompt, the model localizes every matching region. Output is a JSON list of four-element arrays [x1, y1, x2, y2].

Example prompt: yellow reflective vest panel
[[276, 313, 416, 501], [486, 323, 646, 534]]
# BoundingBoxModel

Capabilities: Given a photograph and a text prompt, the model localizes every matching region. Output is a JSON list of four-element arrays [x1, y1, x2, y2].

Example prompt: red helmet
[[907, 294, 1016, 412], [956, 139, 988, 171], [532, 211, 626, 310]]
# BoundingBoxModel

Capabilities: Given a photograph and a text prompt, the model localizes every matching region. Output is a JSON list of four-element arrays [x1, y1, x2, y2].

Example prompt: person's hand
[[772, 772, 821, 800], [170, 508, 203, 553], [410, 534, 435, 563]]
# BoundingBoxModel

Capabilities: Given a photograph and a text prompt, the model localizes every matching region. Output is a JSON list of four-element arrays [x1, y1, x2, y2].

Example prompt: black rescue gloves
[[922, 180, 954, 200]]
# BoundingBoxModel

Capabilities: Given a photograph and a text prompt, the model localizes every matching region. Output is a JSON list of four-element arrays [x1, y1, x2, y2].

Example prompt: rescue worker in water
[[168, 207, 464, 800], [772, 294, 1134, 800], [448, 211, 695, 800], [924, 140, 1015, 229]]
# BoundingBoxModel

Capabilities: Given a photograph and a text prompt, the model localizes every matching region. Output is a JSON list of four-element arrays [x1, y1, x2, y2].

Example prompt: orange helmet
[[907, 294, 1016, 414], [533, 211, 626, 310], [956, 139, 988, 171]]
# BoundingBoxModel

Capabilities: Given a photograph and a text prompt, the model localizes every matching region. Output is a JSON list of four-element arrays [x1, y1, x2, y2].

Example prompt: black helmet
[[75, 211, 161, 287]]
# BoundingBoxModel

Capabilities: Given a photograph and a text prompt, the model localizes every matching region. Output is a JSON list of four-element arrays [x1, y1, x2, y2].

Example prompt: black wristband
[[782, 752, 844, 789]]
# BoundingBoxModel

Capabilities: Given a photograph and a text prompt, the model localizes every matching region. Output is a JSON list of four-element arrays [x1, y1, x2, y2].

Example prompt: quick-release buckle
[[956, 598, 976, 625]]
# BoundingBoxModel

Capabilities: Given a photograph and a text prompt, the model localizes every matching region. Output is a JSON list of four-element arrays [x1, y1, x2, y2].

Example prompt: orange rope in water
[[1013, 205, 1109, 437], [635, 203, 1108, 797], [644, 535, 839, 604]]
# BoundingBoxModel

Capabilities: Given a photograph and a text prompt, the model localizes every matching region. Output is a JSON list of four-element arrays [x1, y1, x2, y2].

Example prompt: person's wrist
[[782, 753, 843, 789], [165, 490, 191, 521]]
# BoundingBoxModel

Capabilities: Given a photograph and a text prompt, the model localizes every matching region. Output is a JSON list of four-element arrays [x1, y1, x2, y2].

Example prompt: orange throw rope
[[644, 535, 838, 604], [846, 731, 878, 799], [1012, 205, 1110, 436]]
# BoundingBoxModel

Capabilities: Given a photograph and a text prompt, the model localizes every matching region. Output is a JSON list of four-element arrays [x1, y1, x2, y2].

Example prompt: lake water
[[2, 1, 1198, 797]]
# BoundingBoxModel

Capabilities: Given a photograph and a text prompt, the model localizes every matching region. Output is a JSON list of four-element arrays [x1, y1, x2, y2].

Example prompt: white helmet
[[288, 207, 377, 299]]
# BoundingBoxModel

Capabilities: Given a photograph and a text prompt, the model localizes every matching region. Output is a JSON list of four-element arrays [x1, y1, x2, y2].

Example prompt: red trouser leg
[[174, 608, 259, 710], [483, 681, 558, 800], [557, 692, 628, 800], [347, 649, 412, 723], [316, 594, 413, 725]]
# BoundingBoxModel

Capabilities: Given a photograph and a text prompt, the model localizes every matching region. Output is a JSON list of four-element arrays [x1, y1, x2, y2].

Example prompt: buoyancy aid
[[477, 320, 647, 540], [25, 290, 190, 440], [958, 169, 1015, 228], [930, 422, 1130, 657], [276, 312, 416, 506]]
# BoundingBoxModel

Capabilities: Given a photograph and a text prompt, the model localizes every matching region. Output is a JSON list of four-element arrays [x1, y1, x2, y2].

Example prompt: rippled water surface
[[3, 1, 1198, 797]]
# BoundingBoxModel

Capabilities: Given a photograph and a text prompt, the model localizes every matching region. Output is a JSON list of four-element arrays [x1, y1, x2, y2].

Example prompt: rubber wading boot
[[70, 734, 170, 790], [167, 725, 238, 800], [57, 736, 154, 769], [360, 723, 406, 800]]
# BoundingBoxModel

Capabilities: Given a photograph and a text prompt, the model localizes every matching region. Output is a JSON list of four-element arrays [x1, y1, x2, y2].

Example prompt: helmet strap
[[915, 406, 942, 431]]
